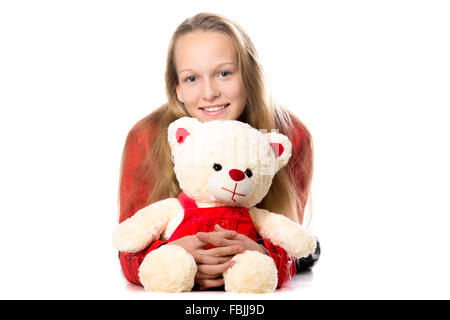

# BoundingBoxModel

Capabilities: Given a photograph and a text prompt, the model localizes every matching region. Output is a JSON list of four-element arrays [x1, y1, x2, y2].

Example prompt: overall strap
[[177, 192, 198, 210]]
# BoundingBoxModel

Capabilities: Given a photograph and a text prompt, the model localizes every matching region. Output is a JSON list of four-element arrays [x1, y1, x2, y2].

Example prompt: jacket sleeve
[[287, 119, 320, 274], [287, 119, 313, 225], [119, 241, 167, 286], [257, 238, 296, 288], [118, 124, 163, 286]]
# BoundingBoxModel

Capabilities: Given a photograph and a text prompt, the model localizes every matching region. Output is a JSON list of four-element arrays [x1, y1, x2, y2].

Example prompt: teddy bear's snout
[[229, 169, 245, 181]]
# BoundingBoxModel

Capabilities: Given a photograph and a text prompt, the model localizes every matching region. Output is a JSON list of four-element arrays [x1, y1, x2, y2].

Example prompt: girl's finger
[[196, 232, 237, 247], [197, 261, 235, 275], [197, 229, 236, 242], [214, 224, 227, 232], [196, 277, 225, 290], [192, 252, 231, 265], [204, 245, 244, 257], [214, 225, 243, 239], [195, 270, 222, 279]]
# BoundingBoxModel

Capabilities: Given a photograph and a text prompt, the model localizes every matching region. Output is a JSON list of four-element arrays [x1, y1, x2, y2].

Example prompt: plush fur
[[138, 245, 197, 292], [113, 118, 316, 293]]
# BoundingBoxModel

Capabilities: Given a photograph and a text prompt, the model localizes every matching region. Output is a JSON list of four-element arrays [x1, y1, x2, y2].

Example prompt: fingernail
[[229, 261, 236, 268]]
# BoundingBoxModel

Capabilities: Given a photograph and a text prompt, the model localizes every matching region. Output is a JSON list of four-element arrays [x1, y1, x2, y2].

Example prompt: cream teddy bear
[[113, 117, 316, 293]]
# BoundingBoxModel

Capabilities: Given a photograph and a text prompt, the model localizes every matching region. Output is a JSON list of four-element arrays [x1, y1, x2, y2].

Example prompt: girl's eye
[[185, 76, 196, 83], [219, 71, 231, 78]]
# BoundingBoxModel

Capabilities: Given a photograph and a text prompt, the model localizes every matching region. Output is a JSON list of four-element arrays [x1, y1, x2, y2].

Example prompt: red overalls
[[168, 192, 258, 246]]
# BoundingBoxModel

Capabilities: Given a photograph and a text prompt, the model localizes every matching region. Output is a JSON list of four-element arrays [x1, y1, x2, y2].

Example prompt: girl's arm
[[257, 238, 296, 288], [288, 118, 321, 273], [118, 123, 168, 285]]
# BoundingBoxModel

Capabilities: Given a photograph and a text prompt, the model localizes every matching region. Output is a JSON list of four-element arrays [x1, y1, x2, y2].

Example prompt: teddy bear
[[113, 117, 316, 293]]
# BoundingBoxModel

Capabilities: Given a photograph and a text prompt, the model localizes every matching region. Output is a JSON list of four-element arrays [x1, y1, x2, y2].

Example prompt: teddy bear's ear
[[167, 117, 201, 150], [175, 127, 190, 144], [267, 131, 292, 171]]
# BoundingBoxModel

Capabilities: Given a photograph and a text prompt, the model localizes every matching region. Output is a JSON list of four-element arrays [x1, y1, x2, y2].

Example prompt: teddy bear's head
[[167, 117, 292, 208]]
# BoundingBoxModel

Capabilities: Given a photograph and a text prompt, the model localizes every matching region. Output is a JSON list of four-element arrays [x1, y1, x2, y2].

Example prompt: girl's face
[[175, 31, 247, 122]]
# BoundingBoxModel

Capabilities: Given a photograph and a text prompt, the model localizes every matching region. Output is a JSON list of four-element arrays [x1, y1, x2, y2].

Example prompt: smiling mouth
[[200, 103, 230, 113], [221, 183, 246, 203]]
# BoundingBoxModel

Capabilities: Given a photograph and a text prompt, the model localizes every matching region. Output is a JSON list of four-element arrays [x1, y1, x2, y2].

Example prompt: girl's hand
[[197, 224, 269, 257], [193, 227, 244, 290], [167, 231, 243, 290], [169, 225, 269, 290], [193, 224, 270, 290]]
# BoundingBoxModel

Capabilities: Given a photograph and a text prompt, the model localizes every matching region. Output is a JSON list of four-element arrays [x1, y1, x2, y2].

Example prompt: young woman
[[118, 12, 319, 291]]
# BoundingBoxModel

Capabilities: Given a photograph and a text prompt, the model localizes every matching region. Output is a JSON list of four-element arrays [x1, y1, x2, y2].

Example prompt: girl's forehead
[[174, 31, 238, 71]]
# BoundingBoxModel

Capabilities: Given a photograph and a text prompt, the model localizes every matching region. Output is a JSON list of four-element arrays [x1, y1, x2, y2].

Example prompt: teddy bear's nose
[[229, 169, 245, 181]]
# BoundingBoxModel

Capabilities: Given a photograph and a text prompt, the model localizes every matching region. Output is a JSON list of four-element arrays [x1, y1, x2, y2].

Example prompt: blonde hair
[[121, 12, 313, 224]]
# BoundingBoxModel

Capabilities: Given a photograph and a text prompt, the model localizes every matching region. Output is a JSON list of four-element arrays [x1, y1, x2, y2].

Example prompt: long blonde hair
[[121, 12, 313, 224]]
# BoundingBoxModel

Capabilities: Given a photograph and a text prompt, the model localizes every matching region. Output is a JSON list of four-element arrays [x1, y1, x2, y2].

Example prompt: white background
[[1, 0, 449, 299]]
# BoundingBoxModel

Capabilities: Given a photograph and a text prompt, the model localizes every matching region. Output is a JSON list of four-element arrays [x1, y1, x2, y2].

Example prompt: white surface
[[1, 1, 450, 299]]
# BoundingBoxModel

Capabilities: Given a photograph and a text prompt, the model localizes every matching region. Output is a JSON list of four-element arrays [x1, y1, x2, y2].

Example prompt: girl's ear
[[167, 117, 201, 151], [267, 131, 292, 172]]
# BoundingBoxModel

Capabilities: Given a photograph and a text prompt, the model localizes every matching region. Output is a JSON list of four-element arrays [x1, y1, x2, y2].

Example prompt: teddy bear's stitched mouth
[[221, 183, 246, 202]]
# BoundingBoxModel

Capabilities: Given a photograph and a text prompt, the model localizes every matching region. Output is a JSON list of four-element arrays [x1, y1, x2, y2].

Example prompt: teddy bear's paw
[[138, 245, 197, 292], [223, 250, 277, 293], [112, 220, 152, 253], [293, 231, 317, 259]]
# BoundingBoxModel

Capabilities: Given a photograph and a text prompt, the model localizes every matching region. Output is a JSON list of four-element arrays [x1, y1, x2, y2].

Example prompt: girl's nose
[[203, 79, 220, 100], [229, 169, 245, 181]]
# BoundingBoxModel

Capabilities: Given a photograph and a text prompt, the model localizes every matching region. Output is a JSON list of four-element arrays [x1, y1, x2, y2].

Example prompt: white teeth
[[203, 104, 228, 112]]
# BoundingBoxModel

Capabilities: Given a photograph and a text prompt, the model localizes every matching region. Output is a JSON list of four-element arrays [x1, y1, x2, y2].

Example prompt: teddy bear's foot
[[138, 244, 197, 292], [223, 250, 278, 293]]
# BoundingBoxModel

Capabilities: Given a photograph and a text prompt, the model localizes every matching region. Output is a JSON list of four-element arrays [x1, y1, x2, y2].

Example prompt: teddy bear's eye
[[213, 163, 222, 171], [245, 169, 253, 178]]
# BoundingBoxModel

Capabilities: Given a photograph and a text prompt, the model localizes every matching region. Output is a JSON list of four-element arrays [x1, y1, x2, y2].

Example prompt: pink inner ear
[[270, 143, 284, 158], [176, 128, 190, 143]]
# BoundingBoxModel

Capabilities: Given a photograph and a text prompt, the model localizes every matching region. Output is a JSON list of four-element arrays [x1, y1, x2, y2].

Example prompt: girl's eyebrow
[[178, 62, 236, 74], [215, 62, 236, 69]]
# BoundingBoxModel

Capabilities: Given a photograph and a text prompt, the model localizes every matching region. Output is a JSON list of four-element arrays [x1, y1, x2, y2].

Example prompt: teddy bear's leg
[[138, 244, 197, 292], [223, 250, 278, 293]]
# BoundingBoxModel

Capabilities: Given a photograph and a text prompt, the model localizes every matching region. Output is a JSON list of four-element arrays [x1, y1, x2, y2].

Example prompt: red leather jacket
[[117, 112, 311, 289]]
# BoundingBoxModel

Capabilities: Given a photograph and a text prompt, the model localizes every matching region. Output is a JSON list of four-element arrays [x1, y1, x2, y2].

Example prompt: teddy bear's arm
[[113, 198, 183, 253], [249, 207, 316, 258]]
